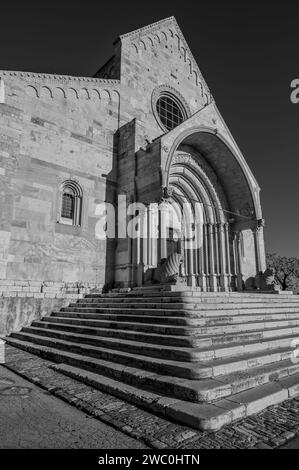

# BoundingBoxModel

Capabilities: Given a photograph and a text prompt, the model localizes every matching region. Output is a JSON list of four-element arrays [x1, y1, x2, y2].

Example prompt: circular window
[[152, 86, 190, 132], [156, 95, 185, 131]]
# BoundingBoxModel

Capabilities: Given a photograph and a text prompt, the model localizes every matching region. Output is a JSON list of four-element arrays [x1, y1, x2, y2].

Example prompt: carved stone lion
[[154, 252, 184, 284], [255, 267, 278, 291]]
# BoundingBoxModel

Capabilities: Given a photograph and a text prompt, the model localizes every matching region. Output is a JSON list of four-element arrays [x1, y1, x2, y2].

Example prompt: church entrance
[[159, 157, 233, 291], [127, 129, 265, 292]]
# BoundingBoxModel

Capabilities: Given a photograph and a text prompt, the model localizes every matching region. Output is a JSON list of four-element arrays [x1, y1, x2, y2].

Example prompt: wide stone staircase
[[5, 287, 299, 430]]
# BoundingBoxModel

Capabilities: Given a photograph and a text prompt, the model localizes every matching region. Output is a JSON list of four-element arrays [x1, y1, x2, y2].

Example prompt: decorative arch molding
[[55, 87, 67, 99], [57, 179, 83, 227], [26, 85, 39, 98], [61, 179, 83, 198], [40, 86, 53, 100], [23, 80, 119, 106], [171, 150, 229, 211], [152, 85, 191, 119], [169, 175, 214, 224], [158, 149, 234, 290], [169, 151, 227, 224], [164, 126, 262, 220], [151, 85, 191, 132]]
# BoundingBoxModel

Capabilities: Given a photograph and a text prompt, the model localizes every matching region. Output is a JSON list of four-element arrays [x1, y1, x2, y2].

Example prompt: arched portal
[[126, 128, 265, 291], [159, 129, 265, 291], [164, 149, 232, 291], [165, 127, 261, 220]]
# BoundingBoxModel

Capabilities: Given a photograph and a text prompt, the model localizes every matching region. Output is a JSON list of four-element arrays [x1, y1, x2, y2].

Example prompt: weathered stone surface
[[0, 17, 268, 332], [4, 289, 299, 432], [4, 344, 299, 449]]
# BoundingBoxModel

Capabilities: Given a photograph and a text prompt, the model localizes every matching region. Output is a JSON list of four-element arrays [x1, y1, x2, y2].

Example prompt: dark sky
[[1, 0, 298, 257]]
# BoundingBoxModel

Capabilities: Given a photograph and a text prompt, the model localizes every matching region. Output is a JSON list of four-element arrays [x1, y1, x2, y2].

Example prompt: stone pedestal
[[0, 339, 5, 364]]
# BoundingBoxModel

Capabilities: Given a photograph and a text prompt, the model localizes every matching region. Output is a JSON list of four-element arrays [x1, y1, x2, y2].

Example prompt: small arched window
[[59, 180, 82, 226]]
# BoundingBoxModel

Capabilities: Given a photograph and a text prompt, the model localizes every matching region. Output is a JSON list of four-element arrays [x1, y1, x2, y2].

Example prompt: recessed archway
[[161, 128, 265, 291], [165, 127, 262, 221]]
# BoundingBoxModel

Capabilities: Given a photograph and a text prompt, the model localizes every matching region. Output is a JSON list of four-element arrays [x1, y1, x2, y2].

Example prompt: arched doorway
[[163, 149, 232, 291], [121, 128, 265, 292], [159, 128, 265, 291]]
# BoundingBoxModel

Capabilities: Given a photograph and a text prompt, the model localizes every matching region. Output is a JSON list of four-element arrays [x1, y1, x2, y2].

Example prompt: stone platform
[[4, 288, 299, 431]]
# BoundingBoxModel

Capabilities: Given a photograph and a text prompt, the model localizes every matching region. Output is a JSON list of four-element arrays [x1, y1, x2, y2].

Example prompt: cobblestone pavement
[[280, 436, 299, 448], [3, 345, 299, 449], [0, 365, 147, 449]]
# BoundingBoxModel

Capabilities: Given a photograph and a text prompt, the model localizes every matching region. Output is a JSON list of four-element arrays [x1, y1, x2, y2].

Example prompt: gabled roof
[[118, 16, 211, 98], [119, 16, 178, 41]]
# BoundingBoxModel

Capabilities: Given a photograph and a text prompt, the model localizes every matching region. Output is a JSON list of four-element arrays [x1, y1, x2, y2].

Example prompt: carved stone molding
[[162, 186, 174, 199], [151, 85, 191, 132], [0, 70, 119, 86]]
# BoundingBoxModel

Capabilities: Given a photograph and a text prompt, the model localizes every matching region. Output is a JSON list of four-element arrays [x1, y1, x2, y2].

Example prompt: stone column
[[186, 222, 195, 286], [214, 223, 220, 291], [207, 223, 217, 292], [159, 202, 168, 261], [138, 206, 149, 285], [148, 204, 158, 267], [203, 223, 209, 290], [235, 231, 244, 291], [253, 219, 266, 274], [224, 223, 232, 286], [193, 223, 200, 287], [196, 221, 205, 291], [218, 223, 229, 291]]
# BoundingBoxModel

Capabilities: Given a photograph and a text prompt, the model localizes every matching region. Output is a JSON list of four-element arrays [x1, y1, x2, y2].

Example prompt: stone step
[[65, 304, 299, 315], [51, 363, 299, 431], [9, 331, 205, 378], [8, 330, 297, 379], [33, 320, 202, 347], [19, 325, 299, 362], [42, 314, 299, 336], [52, 310, 299, 326], [5, 336, 299, 405], [32, 320, 299, 348], [80, 292, 299, 300], [86, 291, 296, 300], [77, 297, 299, 306], [21, 326, 198, 361], [52, 311, 206, 325], [61, 357, 299, 403], [5, 336, 299, 430]]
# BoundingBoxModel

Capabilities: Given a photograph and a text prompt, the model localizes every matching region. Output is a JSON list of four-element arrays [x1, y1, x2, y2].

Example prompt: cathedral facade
[[0, 17, 266, 335]]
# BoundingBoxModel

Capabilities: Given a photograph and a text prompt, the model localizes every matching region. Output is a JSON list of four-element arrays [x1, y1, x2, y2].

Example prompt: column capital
[[216, 222, 226, 231], [252, 218, 265, 233], [162, 186, 174, 199]]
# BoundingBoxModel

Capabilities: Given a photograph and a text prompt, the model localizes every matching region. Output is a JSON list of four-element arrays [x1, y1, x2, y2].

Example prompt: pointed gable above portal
[[119, 16, 212, 105]]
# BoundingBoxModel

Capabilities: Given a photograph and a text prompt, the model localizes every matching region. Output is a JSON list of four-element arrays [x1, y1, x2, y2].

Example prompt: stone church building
[[2, 17, 299, 433], [0, 17, 267, 335]]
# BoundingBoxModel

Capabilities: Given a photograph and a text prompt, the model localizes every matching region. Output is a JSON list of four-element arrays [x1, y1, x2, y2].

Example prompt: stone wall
[[117, 20, 211, 150], [0, 294, 79, 337], [0, 278, 102, 336], [0, 71, 120, 288], [0, 71, 120, 333]]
